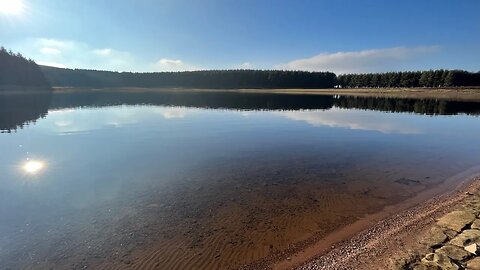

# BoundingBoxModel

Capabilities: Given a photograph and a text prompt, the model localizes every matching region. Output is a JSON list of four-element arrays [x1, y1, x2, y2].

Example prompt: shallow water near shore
[[1, 91, 480, 269]]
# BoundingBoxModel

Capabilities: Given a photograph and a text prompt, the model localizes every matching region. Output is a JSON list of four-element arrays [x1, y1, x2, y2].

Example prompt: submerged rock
[[437, 210, 476, 232]]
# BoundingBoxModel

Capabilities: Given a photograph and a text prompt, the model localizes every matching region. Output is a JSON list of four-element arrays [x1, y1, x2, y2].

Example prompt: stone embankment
[[394, 192, 480, 270]]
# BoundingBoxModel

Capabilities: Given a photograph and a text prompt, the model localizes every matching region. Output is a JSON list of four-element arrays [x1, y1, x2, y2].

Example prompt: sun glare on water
[[0, 0, 25, 15], [23, 160, 45, 174]]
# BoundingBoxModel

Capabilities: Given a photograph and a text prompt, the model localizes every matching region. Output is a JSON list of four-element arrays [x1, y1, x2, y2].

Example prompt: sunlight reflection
[[22, 160, 45, 174]]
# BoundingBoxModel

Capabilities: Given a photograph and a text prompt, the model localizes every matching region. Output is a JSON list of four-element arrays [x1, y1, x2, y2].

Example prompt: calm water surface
[[1, 91, 480, 269]]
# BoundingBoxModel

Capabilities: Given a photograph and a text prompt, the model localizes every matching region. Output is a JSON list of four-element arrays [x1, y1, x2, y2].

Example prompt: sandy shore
[[279, 172, 480, 270]]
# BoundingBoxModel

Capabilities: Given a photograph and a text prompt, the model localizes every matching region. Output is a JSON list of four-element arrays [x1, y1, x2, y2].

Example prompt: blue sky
[[1, 0, 479, 73]]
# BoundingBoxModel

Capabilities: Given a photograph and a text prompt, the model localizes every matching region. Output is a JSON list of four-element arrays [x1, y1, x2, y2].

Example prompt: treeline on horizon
[[41, 66, 480, 89], [0, 47, 50, 88], [1, 47, 480, 89], [337, 70, 480, 88], [41, 66, 336, 89]]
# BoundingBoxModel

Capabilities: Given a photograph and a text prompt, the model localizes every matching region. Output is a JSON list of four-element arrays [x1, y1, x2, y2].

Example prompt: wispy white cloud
[[38, 38, 75, 49], [40, 47, 61, 55], [275, 46, 441, 74], [17, 38, 203, 72], [239, 62, 252, 69], [151, 58, 198, 72], [28, 38, 134, 71], [93, 48, 113, 56]]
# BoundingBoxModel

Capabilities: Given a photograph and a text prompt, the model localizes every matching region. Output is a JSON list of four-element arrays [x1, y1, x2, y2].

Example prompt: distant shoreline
[[2, 86, 480, 102], [45, 87, 480, 101]]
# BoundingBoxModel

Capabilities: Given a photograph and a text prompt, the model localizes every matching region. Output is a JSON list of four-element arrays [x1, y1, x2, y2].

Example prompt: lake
[[1, 90, 480, 269]]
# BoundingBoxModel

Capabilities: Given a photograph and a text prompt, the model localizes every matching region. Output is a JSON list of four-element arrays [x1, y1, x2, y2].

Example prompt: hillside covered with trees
[[41, 66, 337, 89], [337, 70, 480, 88], [1, 47, 479, 89], [0, 47, 50, 89], [41, 66, 480, 89]]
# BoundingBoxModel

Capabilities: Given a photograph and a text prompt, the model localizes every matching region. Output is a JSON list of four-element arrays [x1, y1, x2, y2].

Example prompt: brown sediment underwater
[[3, 155, 474, 270]]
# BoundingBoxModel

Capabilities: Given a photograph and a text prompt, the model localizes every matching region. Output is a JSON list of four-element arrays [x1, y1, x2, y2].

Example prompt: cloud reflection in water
[[44, 106, 198, 134], [274, 108, 422, 134]]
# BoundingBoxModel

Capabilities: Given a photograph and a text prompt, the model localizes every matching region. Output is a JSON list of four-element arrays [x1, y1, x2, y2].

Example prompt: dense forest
[[41, 66, 337, 89], [0, 47, 50, 89], [41, 66, 480, 89], [1, 47, 479, 89], [337, 70, 480, 88]]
